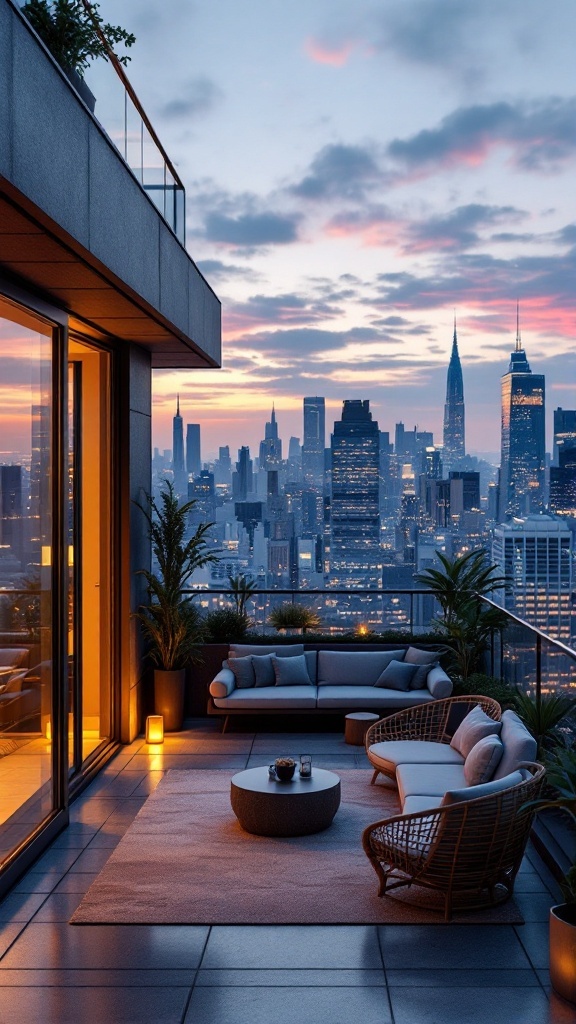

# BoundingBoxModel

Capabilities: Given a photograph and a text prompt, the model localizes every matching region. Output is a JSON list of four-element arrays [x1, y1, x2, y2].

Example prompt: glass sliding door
[[0, 297, 54, 857], [68, 339, 112, 772]]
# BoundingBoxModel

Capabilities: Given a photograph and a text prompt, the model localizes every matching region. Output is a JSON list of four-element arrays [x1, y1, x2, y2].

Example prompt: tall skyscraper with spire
[[172, 395, 187, 495], [259, 405, 282, 471], [499, 305, 545, 520], [442, 315, 465, 474]]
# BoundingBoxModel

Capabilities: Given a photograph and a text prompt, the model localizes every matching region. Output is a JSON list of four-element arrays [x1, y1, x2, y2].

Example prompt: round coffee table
[[230, 766, 341, 837]]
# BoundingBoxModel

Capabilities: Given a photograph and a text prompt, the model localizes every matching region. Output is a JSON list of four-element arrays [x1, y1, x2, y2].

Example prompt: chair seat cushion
[[396, 763, 467, 804], [402, 794, 443, 815], [213, 685, 318, 710], [368, 740, 465, 773], [316, 686, 433, 709]]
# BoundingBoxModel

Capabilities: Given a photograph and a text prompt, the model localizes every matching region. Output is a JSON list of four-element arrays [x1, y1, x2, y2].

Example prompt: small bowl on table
[[274, 757, 296, 781]]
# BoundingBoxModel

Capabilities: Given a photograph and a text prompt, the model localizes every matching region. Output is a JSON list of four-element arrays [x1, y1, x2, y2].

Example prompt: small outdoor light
[[146, 715, 164, 744]]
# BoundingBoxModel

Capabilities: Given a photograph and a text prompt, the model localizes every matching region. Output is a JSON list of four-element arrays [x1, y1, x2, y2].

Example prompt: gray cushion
[[209, 667, 235, 698], [403, 794, 444, 815], [450, 705, 502, 757], [304, 650, 318, 684], [396, 763, 467, 803], [316, 685, 433, 709], [410, 661, 438, 690], [213, 685, 317, 710], [272, 654, 311, 686], [492, 709, 538, 780], [427, 666, 453, 699], [252, 654, 275, 687], [229, 643, 304, 658], [368, 740, 465, 773], [404, 646, 439, 665], [441, 770, 525, 805], [374, 660, 418, 691], [463, 734, 504, 786], [318, 650, 405, 685], [228, 655, 255, 689]]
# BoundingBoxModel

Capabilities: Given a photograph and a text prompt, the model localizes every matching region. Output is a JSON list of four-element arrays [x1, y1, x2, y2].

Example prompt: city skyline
[[81, 0, 576, 456]]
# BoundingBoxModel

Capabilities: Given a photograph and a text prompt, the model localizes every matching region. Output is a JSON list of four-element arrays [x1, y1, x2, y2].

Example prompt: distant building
[[186, 423, 201, 478], [553, 408, 576, 465], [214, 445, 232, 486], [330, 400, 381, 587], [549, 446, 576, 517], [172, 396, 187, 495], [259, 405, 282, 471], [233, 447, 253, 501], [302, 397, 325, 489], [499, 308, 545, 520], [188, 470, 215, 527], [443, 315, 465, 473]]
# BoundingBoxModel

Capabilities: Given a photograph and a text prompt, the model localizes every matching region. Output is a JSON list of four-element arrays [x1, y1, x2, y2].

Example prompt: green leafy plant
[[227, 574, 257, 619], [268, 604, 321, 634], [203, 608, 250, 644], [513, 691, 576, 759], [523, 745, 576, 902], [135, 482, 218, 670], [414, 549, 510, 681], [22, 0, 135, 75], [451, 672, 517, 709]]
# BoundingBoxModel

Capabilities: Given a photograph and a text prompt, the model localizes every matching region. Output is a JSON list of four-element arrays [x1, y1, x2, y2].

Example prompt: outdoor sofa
[[208, 642, 452, 727], [362, 695, 545, 918]]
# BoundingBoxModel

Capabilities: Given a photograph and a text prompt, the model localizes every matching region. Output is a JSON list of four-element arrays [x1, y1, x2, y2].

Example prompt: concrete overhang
[[0, 0, 221, 369]]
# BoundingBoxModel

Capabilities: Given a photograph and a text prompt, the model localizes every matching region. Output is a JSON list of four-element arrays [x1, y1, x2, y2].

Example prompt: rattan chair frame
[[365, 695, 502, 784], [361, 761, 545, 921]]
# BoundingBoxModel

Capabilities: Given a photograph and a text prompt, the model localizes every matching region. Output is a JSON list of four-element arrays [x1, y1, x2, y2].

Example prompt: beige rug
[[72, 770, 523, 926]]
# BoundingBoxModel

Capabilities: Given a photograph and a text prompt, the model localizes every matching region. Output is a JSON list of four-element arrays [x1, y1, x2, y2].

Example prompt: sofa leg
[[370, 769, 381, 786], [221, 716, 229, 733]]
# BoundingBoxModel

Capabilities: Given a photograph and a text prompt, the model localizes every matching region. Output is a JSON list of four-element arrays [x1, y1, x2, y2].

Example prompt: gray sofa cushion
[[368, 740, 465, 773], [450, 705, 502, 757], [228, 655, 255, 689], [304, 650, 317, 684], [272, 654, 311, 686], [209, 667, 235, 699], [374, 660, 418, 691], [410, 661, 439, 690], [252, 654, 275, 687], [426, 666, 453, 699], [492, 710, 537, 780], [404, 646, 439, 666], [318, 650, 405, 686], [441, 770, 525, 805], [403, 794, 445, 815], [229, 643, 304, 658], [316, 685, 433, 710], [396, 763, 467, 803], [213, 685, 317, 710], [463, 734, 504, 785]]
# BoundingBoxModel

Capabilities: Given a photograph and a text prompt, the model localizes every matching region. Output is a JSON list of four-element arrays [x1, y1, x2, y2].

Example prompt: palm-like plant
[[513, 691, 576, 759], [227, 574, 257, 618], [135, 482, 218, 670], [268, 604, 321, 634], [523, 745, 576, 902]]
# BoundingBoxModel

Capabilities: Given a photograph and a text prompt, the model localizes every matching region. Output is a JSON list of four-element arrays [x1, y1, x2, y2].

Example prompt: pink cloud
[[304, 36, 356, 67]]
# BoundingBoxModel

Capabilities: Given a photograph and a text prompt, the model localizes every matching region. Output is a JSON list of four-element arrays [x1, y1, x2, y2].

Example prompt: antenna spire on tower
[[515, 300, 522, 352]]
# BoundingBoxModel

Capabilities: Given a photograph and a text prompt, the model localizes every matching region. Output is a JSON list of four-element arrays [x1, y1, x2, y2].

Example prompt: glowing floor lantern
[[145, 715, 164, 744]]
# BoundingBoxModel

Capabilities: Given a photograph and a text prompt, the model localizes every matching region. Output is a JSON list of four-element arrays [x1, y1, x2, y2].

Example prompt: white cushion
[[450, 705, 502, 757], [213, 685, 317, 710], [463, 735, 504, 785], [316, 685, 433, 709], [396, 763, 467, 804], [492, 710, 537, 780], [369, 740, 464, 773], [426, 666, 453, 699], [402, 794, 444, 815], [441, 770, 525, 805], [209, 668, 235, 698]]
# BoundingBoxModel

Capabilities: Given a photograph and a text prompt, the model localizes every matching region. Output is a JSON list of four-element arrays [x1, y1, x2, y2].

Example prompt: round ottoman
[[344, 712, 380, 746]]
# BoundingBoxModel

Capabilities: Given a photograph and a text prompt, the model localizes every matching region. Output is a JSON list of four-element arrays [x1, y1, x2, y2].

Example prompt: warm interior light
[[356, 624, 369, 636], [41, 545, 51, 567], [45, 720, 51, 741], [146, 715, 164, 744]]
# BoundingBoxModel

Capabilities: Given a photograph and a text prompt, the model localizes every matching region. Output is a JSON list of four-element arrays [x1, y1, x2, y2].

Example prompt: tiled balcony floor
[[0, 719, 573, 1024]]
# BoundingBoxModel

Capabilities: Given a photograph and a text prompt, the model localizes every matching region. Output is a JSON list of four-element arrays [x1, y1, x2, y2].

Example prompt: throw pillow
[[272, 654, 311, 686], [463, 734, 504, 786], [374, 660, 419, 691], [404, 646, 439, 666], [409, 661, 439, 690], [252, 653, 275, 687], [228, 655, 255, 689], [450, 705, 502, 758]]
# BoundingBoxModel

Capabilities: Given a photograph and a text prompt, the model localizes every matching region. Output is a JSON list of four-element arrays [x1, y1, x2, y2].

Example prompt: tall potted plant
[[135, 482, 218, 731]]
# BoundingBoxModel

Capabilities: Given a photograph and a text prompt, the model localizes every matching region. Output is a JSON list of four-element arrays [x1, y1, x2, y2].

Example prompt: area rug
[[72, 770, 523, 926]]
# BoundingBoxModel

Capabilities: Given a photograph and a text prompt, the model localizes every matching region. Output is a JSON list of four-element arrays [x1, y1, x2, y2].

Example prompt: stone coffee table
[[230, 766, 341, 837]]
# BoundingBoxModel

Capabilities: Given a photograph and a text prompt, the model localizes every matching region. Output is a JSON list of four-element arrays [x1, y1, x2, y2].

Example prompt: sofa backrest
[[317, 649, 406, 686]]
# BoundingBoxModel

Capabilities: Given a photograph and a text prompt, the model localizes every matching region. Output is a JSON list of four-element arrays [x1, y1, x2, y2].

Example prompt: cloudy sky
[[93, 0, 576, 461]]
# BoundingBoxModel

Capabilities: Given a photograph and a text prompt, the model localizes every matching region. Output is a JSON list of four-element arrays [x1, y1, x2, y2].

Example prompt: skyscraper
[[186, 423, 201, 478], [172, 395, 186, 495], [330, 399, 381, 587], [499, 307, 545, 520], [553, 408, 576, 465], [442, 315, 465, 473], [302, 397, 325, 488], [259, 405, 282, 471]]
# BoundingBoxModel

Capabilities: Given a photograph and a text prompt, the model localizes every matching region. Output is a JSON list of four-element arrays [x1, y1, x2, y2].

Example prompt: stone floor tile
[[30, 848, 82, 874], [514, 922, 551, 969], [515, 891, 555, 922], [69, 798, 121, 827], [0, 923, 26, 959], [53, 873, 98, 895], [185, 985, 393, 1024], [196, 968, 387, 986], [202, 926, 383, 970], [11, 871, 62, 894], [85, 830, 122, 850], [131, 771, 166, 795], [125, 753, 249, 770], [49, 831, 93, 851], [0, 984, 191, 1024], [514, 873, 554, 894], [0, 891, 47, 924], [385, 968, 541, 987], [67, 847, 113, 873], [389, 986, 552, 1024], [0, 923, 209, 970], [378, 925, 531, 969], [0, 968, 196, 987], [32, 892, 85, 922]]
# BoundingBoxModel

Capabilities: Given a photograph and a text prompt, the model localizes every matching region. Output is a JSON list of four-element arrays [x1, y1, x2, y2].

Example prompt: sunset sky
[[92, 0, 576, 461]]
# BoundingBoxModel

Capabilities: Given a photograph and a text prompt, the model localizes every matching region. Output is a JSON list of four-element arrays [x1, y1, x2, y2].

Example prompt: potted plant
[[21, 0, 135, 111], [135, 482, 218, 731], [525, 745, 576, 1004], [268, 603, 321, 635]]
